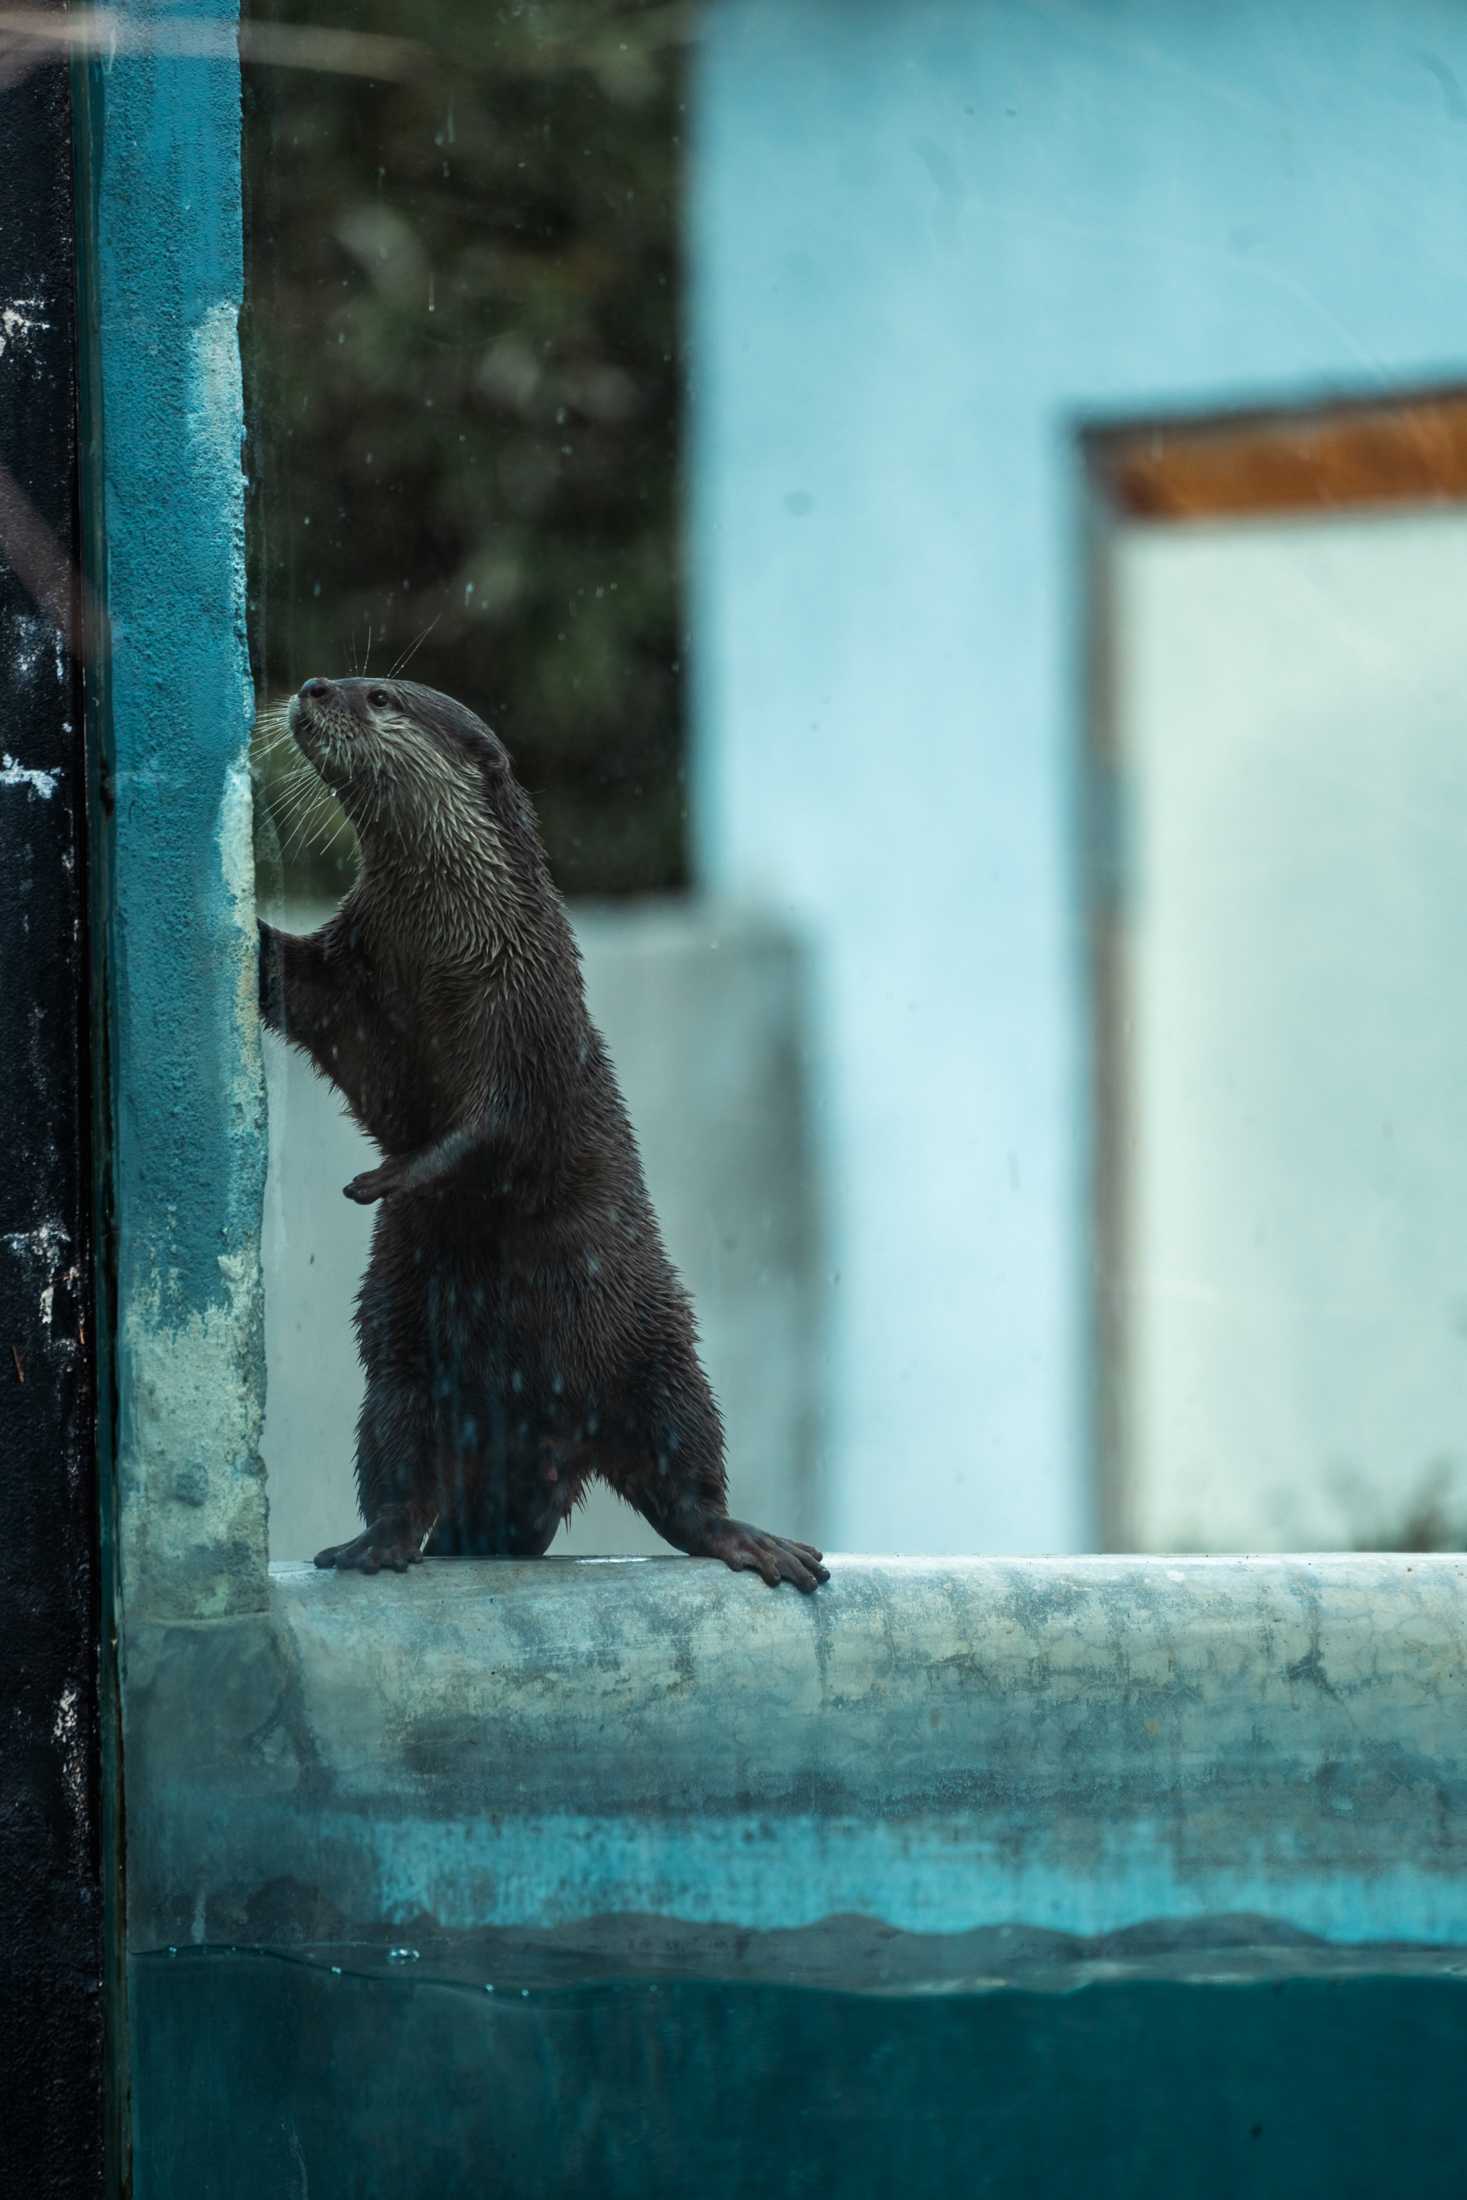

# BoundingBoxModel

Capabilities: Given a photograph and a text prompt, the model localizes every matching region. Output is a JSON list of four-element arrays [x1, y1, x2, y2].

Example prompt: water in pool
[[131, 1927, 1467, 2197]]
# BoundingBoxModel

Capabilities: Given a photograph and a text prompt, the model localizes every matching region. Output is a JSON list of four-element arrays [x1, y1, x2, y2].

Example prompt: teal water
[[132, 1940, 1467, 2198]]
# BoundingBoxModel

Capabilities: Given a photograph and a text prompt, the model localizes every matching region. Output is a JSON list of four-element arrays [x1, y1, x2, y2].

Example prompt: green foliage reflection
[[243, 1, 689, 895]]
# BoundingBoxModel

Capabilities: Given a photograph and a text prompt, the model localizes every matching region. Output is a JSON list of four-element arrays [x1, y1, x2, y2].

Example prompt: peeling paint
[[0, 754, 59, 798], [0, 298, 49, 360], [4, 1220, 71, 1264], [120, 1252, 268, 1622], [4, 608, 53, 684], [51, 1683, 86, 1819], [3, 1220, 78, 1340]]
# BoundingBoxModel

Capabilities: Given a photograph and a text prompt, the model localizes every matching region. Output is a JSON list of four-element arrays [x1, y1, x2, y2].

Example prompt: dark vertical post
[[0, 32, 105, 2200]]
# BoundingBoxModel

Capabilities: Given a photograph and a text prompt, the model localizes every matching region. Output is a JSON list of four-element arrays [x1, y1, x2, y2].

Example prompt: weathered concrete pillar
[[82, 0, 269, 1624]]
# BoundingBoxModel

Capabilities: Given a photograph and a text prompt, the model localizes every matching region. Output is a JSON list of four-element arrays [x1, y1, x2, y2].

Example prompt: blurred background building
[[253, 0, 1467, 1561]]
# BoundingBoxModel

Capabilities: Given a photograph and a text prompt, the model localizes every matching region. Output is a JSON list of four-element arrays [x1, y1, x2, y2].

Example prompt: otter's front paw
[[314, 1515, 426, 1575], [343, 1160, 405, 1205]]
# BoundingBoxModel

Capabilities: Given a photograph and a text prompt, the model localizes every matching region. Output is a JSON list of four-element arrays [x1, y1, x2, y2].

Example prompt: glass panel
[[242, 4, 1467, 1572], [245, 4, 825, 1571], [117, 6, 1467, 2186]]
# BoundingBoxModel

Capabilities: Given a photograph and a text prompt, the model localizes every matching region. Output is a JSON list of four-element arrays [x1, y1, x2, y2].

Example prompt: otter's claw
[[344, 1161, 404, 1205]]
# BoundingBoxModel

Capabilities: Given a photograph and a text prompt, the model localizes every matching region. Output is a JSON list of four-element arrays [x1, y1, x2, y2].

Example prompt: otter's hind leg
[[316, 1229, 438, 1574], [314, 1374, 436, 1574], [601, 1360, 829, 1593]]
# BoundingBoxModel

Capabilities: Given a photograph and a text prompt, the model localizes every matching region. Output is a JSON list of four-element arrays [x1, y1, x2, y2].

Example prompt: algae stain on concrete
[[121, 1249, 269, 1622], [116, 666, 268, 1626]]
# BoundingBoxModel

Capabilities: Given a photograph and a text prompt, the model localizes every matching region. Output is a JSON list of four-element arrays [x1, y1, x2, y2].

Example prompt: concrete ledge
[[123, 1554, 1467, 1966]]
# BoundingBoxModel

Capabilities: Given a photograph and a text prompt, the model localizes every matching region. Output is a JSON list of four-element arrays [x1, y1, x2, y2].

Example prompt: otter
[[258, 675, 828, 1591]]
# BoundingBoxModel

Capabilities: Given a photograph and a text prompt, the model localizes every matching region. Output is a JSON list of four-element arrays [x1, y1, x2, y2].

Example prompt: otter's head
[[288, 675, 538, 879]]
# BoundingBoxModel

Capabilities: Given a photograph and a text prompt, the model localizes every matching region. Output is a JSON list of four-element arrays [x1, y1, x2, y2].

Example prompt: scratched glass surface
[[243, 2, 1467, 1572], [106, 5, 1467, 2196]]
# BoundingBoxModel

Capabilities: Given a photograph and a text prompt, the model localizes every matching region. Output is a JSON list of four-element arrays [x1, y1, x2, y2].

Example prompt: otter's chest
[[337, 931, 480, 1136]]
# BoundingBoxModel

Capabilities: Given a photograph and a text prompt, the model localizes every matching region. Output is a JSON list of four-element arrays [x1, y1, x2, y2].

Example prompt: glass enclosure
[[49, 1, 1467, 2193], [245, 0, 1467, 1566]]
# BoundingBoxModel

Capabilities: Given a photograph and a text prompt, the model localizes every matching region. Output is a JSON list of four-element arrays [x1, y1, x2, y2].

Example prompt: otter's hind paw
[[710, 1520, 829, 1593]]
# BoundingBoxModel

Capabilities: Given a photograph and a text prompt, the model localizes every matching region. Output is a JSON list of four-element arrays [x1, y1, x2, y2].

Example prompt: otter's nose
[[299, 677, 334, 702]]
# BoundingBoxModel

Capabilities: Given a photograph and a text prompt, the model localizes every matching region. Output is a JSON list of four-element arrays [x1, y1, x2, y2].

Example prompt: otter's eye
[[367, 687, 390, 709]]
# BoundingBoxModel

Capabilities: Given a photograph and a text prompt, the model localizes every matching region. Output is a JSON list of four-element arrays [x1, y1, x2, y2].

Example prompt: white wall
[[692, 0, 1467, 1552]]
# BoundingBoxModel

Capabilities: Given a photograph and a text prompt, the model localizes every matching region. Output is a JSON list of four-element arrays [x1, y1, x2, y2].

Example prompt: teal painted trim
[[164, 1804, 1467, 1951], [78, 4, 268, 1622]]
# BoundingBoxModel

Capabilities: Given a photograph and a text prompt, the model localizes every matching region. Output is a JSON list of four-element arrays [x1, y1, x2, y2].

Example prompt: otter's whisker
[[261, 786, 319, 828], [266, 769, 327, 816], [272, 795, 328, 840], [320, 810, 356, 865], [388, 612, 440, 680], [278, 817, 313, 864], [282, 796, 334, 862], [305, 792, 342, 848]]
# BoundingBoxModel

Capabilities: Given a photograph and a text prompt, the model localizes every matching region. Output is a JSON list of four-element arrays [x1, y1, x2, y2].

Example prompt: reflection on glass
[[103, 5, 1467, 2192], [246, 2, 1467, 1572]]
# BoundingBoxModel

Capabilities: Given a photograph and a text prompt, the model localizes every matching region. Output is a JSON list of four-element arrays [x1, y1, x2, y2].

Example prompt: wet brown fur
[[258, 675, 827, 1590]]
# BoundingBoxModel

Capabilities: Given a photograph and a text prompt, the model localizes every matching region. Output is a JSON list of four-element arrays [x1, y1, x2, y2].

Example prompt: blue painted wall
[[690, 0, 1467, 1554], [82, 5, 268, 1619]]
